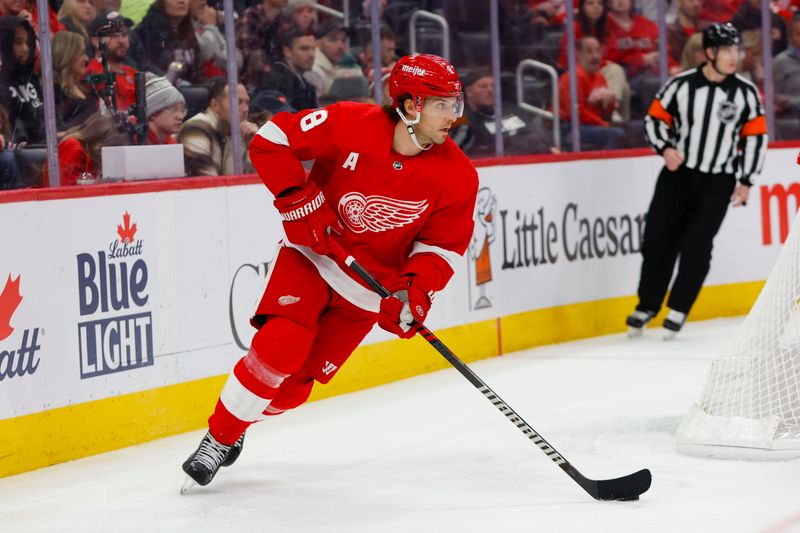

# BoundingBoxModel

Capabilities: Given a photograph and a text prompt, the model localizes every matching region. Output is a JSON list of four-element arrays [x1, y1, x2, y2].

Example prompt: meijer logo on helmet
[[401, 64, 427, 77]]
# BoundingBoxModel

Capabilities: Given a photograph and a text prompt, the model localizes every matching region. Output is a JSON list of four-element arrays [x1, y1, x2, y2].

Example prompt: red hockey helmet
[[389, 54, 463, 117]]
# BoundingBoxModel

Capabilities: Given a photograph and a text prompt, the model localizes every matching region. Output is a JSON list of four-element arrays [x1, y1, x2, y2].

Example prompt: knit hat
[[145, 74, 185, 117], [327, 72, 370, 102], [287, 0, 314, 12]]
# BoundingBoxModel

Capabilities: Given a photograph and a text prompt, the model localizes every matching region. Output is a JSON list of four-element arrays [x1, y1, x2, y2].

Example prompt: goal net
[[675, 211, 800, 460]]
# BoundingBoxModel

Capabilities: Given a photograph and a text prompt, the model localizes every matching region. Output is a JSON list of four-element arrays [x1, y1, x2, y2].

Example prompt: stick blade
[[591, 468, 652, 501]]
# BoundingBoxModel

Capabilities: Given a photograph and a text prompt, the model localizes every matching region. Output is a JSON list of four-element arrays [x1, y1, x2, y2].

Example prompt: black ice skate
[[626, 310, 655, 338], [662, 310, 687, 340], [180, 431, 234, 494], [221, 431, 245, 467]]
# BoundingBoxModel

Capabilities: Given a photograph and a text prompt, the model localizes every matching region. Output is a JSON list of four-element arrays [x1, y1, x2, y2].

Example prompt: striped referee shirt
[[644, 67, 768, 185]]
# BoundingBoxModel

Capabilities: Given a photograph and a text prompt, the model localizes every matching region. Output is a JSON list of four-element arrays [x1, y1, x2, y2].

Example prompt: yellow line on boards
[[0, 281, 762, 478]]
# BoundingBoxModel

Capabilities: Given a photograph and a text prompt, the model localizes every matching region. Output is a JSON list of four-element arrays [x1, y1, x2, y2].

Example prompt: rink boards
[[0, 146, 798, 477]]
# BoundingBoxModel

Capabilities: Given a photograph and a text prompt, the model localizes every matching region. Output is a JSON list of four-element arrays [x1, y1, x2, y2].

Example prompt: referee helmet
[[702, 23, 741, 49]]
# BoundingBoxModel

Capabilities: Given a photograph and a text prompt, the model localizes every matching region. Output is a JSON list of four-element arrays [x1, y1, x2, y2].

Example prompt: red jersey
[[607, 14, 677, 77], [85, 59, 138, 111], [699, 0, 742, 22], [249, 102, 479, 313]]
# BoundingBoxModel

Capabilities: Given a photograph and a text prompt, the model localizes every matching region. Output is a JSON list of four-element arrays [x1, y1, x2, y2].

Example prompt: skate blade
[[180, 475, 197, 495], [627, 326, 644, 338], [662, 329, 678, 341]]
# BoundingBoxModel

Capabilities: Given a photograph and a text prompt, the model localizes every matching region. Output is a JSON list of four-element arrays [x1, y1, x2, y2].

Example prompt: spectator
[[450, 68, 553, 157], [248, 89, 295, 126], [359, 24, 397, 85], [667, 0, 711, 65], [53, 112, 129, 185], [53, 30, 98, 131], [558, 0, 617, 69], [235, 0, 287, 85], [774, 12, 800, 118], [0, 103, 19, 186], [700, 0, 743, 23], [559, 0, 630, 122], [58, 0, 97, 46], [558, 36, 625, 150], [739, 30, 765, 88], [730, 0, 788, 56], [85, 12, 137, 111], [680, 31, 706, 69], [319, 69, 371, 106], [135, 0, 202, 84], [0, 16, 45, 145], [0, 0, 65, 34], [190, 0, 233, 79], [261, 26, 318, 110], [528, 0, 568, 26], [607, 0, 679, 117], [607, 0, 680, 78], [285, 0, 315, 31], [145, 74, 186, 144], [305, 18, 354, 98], [178, 77, 257, 176]]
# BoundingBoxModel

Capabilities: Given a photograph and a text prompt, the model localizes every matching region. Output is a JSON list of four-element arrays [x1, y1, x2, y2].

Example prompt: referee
[[626, 23, 768, 339]]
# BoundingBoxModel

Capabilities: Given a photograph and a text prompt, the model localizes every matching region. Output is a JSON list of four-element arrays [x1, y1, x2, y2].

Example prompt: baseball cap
[[250, 90, 297, 115], [88, 10, 134, 36], [314, 18, 346, 40]]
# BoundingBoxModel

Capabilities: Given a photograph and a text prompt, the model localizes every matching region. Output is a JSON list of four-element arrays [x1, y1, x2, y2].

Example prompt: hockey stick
[[329, 241, 651, 501]]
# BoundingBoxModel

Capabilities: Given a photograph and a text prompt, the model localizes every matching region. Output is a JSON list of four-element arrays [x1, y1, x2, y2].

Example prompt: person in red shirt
[[607, 0, 680, 78], [699, 0, 743, 23], [181, 54, 479, 491], [558, 36, 625, 150], [84, 12, 137, 112], [559, 0, 630, 121], [0, 0, 65, 34], [49, 112, 128, 186]]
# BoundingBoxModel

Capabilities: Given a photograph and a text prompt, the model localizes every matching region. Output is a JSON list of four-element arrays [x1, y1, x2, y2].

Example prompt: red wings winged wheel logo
[[338, 192, 429, 233]]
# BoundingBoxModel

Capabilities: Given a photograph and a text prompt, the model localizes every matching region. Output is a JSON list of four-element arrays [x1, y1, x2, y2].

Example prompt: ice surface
[[2, 317, 799, 533]]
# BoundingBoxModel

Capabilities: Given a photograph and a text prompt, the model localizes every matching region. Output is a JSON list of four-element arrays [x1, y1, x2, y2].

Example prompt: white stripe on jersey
[[257, 121, 290, 146], [409, 241, 462, 273], [285, 242, 382, 313]]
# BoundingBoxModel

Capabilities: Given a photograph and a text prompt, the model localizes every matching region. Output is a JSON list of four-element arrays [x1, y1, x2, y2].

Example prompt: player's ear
[[403, 97, 415, 118]]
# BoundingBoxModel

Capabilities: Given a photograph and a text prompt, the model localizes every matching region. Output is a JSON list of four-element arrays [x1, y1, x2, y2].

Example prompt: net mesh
[[677, 211, 800, 454]]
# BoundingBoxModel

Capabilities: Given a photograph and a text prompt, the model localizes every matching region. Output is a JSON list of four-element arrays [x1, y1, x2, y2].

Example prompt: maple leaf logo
[[117, 212, 138, 244], [0, 275, 23, 341]]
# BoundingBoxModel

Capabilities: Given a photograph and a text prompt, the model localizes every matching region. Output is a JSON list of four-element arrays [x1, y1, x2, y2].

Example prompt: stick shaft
[[342, 251, 567, 466]]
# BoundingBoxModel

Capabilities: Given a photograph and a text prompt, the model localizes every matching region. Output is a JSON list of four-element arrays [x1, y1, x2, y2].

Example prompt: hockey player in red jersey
[[181, 54, 479, 491]]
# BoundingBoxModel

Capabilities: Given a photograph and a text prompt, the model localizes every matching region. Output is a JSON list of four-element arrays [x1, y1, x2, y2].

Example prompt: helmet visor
[[421, 94, 464, 119]]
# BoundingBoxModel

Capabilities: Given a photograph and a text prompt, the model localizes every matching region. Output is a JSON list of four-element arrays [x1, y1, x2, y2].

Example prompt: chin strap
[[395, 107, 432, 151]]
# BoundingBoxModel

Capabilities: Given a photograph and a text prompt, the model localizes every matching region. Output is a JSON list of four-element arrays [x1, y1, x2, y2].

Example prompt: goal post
[[675, 208, 800, 460]]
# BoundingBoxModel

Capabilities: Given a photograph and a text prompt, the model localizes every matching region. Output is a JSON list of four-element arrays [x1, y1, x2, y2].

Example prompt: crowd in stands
[[0, 0, 799, 189]]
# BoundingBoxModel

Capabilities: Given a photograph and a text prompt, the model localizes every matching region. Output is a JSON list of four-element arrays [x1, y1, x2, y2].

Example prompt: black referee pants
[[636, 165, 736, 315]]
